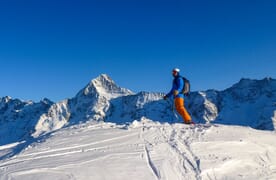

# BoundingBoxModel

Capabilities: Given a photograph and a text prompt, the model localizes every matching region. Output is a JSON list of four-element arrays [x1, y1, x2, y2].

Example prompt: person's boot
[[184, 120, 195, 125]]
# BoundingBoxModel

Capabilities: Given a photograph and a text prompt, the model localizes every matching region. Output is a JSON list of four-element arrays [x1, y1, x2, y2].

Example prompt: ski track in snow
[[138, 122, 206, 180], [0, 122, 276, 180]]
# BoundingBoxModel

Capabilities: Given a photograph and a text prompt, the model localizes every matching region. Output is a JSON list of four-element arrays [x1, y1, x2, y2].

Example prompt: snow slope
[[0, 119, 276, 180]]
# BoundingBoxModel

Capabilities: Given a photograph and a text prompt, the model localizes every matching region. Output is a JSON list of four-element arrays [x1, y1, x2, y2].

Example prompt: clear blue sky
[[0, 0, 276, 102]]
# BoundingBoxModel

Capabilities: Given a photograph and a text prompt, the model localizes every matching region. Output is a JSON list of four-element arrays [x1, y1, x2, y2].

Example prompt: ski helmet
[[172, 68, 180, 76], [172, 68, 180, 73]]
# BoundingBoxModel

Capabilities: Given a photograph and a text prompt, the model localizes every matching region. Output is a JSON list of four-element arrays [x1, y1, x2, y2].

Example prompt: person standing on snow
[[163, 68, 194, 124]]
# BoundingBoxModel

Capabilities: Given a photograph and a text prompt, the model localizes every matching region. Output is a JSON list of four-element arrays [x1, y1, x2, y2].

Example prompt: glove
[[173, 90, 178, 96], [163, 95, 168, 100]]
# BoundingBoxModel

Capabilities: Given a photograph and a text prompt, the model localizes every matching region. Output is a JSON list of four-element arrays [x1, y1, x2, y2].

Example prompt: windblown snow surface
[[0, 118, 276, 180]]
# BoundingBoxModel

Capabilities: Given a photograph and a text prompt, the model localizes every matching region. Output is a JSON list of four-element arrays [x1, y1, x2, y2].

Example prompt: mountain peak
[[228, 77, 276, 90], [95, 74, 112, 82], [0, 96, 12, 103], [77, 74, 133, 99], [263, 77, 273, 81], [91, 74, 117, 91]]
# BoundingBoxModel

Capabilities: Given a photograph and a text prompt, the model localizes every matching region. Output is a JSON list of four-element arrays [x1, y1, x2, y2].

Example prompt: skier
[[163, 68, 194, 124]]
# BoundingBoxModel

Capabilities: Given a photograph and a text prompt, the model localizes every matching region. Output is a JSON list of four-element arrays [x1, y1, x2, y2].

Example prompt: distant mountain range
[[1, 74, 275, 145]]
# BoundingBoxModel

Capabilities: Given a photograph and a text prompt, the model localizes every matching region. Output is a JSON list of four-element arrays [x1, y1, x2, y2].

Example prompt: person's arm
[[168, 79, 178, 97], [166, 87, 174, 98], [164, 80, 176, 99]]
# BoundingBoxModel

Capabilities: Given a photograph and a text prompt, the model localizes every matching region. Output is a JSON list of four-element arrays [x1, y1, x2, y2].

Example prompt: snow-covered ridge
[[0, 97, 53, 145], [1, 75, 276, 143], [187, 77, 276, 129], [33, 74, 134, 137]]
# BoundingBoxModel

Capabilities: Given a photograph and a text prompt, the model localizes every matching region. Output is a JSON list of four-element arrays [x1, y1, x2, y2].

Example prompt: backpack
[[173, 76, 191, 96], [181, 77, 191, 96]]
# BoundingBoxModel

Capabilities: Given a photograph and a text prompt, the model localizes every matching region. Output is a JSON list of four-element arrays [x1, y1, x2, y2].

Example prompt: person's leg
[[174, 97, 192, 123]]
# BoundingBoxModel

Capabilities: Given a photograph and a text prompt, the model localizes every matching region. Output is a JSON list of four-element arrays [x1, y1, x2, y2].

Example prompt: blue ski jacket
[[166, 75, 185, 99]]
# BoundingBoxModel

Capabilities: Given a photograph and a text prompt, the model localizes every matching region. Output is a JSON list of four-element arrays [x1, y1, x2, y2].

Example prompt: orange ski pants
[[174, 97, 191, 123]]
